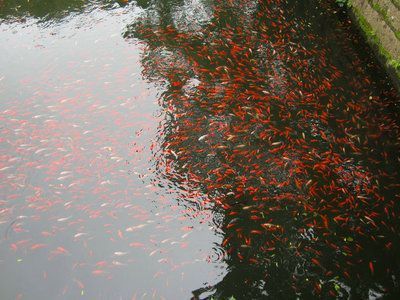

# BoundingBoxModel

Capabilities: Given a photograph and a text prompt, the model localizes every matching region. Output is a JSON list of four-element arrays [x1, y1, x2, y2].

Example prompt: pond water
[[0, 0, 399, 299]]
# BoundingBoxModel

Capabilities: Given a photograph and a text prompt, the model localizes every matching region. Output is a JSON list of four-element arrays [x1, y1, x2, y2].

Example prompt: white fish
[[35, 148, 48, 154], [149, 249, 159, 256], [110, 157, 122, 161], [170, 150, 178, 159], [126, 224, 146, 232], [60, 171, 72, 175], [181, 232, 192, 239], [60, 98, 72, 103], [74, 233, 88, 238], [198, 134, 208, 141]]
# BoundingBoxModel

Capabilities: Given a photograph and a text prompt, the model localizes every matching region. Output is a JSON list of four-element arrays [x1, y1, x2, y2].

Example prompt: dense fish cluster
[[126, 0, 400, 298], [0, 0, 399, 299]]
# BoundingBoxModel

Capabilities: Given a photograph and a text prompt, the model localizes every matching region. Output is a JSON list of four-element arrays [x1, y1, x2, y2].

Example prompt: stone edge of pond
[[345, 0, 400, 92]]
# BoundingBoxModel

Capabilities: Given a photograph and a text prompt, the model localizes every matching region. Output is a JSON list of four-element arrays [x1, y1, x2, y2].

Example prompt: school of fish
[[1, 0, 400, 299]]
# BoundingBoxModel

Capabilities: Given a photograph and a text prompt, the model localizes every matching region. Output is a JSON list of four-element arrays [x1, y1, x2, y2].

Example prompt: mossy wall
[[348, 0, 400, 90]]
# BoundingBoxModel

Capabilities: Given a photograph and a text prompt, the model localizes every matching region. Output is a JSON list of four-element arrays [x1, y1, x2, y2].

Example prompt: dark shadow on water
[[124, 0, 400, 298]]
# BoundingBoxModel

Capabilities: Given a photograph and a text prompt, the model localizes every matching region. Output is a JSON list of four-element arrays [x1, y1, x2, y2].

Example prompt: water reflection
[[0, 0, 399, 298], [0, 1, 223, 299], [125, 0, 400, 298], [0, 0, 130, 23]]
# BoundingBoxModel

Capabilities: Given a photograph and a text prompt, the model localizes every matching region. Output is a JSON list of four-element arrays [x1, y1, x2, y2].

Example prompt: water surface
[[1, 0, 400, 299]]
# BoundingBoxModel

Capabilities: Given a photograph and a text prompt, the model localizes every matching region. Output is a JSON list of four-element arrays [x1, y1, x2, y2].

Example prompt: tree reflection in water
[[124, 0, 400, 298], [0, 0, 131, 23]]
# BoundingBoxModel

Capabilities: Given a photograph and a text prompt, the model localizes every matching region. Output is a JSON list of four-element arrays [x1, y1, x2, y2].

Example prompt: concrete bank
[[347, 0, 400, 90]]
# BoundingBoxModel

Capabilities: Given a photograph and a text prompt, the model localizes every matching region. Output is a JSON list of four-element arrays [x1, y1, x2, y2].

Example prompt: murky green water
[[1, 0, 399, 299]]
